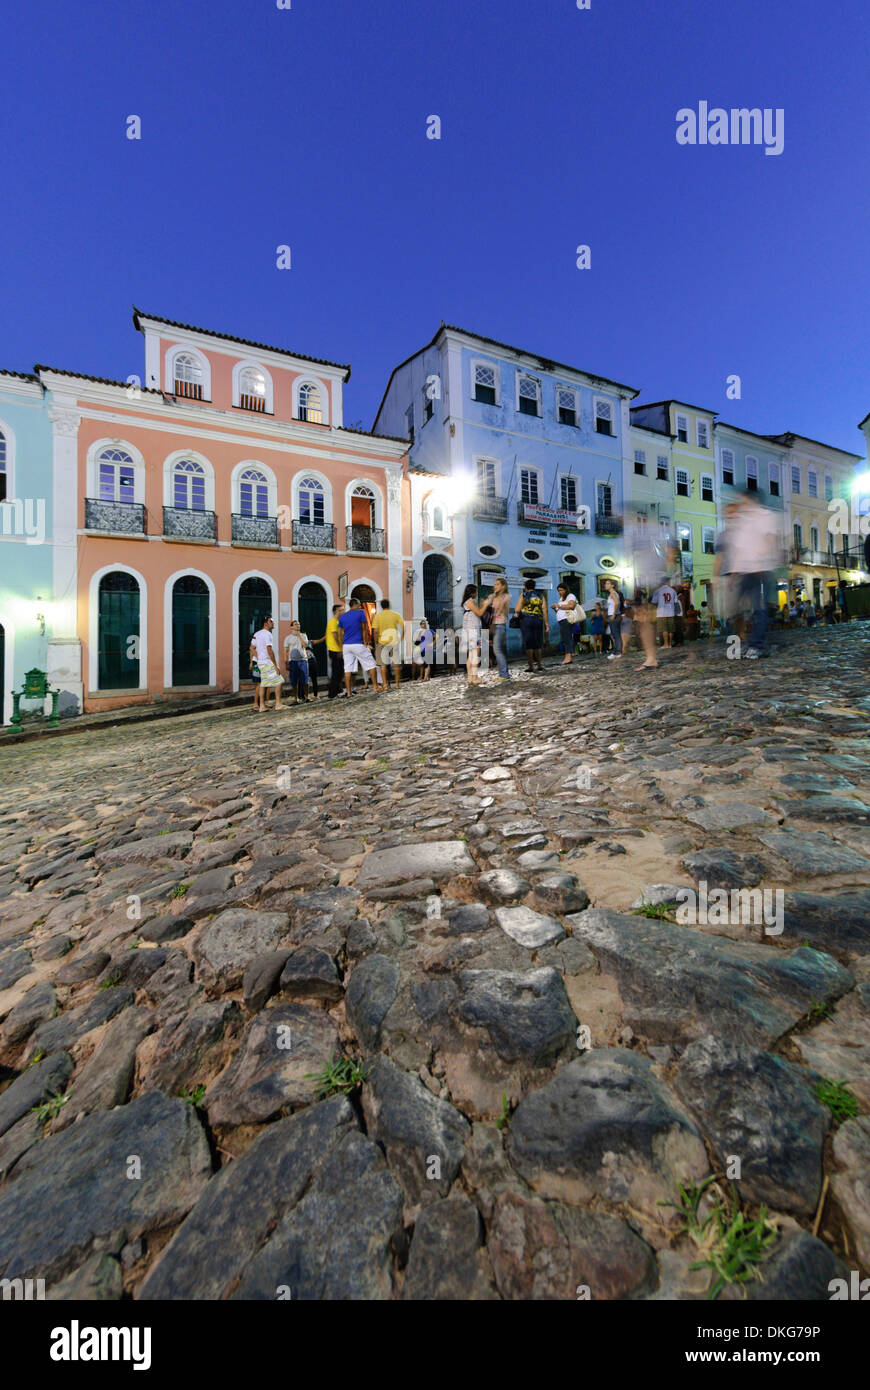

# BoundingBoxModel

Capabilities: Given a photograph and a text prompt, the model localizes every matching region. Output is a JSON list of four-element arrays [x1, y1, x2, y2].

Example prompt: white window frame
[[292, 469, 333, 525], [519, 465, 543, 506], [87, 438, 146, 506], [424, 491, 451, 538], [678, 523, 693, 552], [555, 383, 579, 426], [824, 474, 833, 502], [345, 477, 384, 529], [633, 449, 647, 474], [702, 525, 715, 554], [720, 448, 735, 484], [232, 360, 274, 413], [292, 376, 330, 426], [696, 419, 709, 449], [700, 472, 714, 501], [0, 416, 15, 504], [675, 467, 690, 497], [559, 473, 579, 511], [769, 462, 780, 495], [515, 372, 542, 417], [594, 397, 616, 436], [808, 469, 818, 498], [162, 450, 215, 511], [474, 455, 501, 497], [595, 478, 614, 515], [471, 357, 500, 406], [405, 404, 415, 441], [232, 460, 277, 518], [675, 412, 689, 442], [165, 345, 211, 399], [791, 465, 801, 494], [656, 454, 669, 481], [745, 456, 758, 490]]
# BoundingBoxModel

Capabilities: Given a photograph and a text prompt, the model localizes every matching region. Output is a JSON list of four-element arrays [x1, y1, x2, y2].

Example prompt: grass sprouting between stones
[[661, 1176, 778, 1301], [305, 1054, 368, 1100], [813, 1077, 859, 1124]]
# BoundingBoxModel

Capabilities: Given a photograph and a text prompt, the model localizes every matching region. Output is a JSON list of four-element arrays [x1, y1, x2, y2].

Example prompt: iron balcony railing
[[594, 512, 622, 536], [232, 513, 279, 546], [292, 520, 335, 550], [84, 499, 146, 534], [163, 506, 216, 540], [346, 524, 385, 553], [471, 494, 508, 523]]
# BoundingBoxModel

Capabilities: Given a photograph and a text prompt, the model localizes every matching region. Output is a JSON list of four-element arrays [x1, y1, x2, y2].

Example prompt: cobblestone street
[[1, 626, 869, 1300]]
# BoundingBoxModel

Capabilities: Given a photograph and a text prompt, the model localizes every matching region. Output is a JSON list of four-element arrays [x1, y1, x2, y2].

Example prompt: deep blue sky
[[2, 0, 868, 453]]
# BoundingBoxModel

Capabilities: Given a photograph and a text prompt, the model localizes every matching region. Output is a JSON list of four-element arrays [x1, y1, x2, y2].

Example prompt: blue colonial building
[[0, 370, 82, 724], [373, 324, 637, 646]]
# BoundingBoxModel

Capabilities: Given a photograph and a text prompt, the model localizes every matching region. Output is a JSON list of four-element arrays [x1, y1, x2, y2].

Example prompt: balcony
[[472, 494, 508, 523], [163, 506, 216, 541], [594, 512, 622, 536], [346, 524, 385, 554], [796, 546, 836, 568], [232, 513, 279, 547], [85, 499, 146, 535], [292, 520, 335, 551]]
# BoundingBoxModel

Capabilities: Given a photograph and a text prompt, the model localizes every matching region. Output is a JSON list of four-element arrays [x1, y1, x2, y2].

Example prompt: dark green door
[[98, 571, 140, 689], [172, 576, 209, 686], [297, 581, 327, 676], [238, 577, 271, 682]]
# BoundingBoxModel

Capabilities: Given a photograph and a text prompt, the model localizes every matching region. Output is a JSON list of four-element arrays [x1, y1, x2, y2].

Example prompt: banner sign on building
[[519, 503, 591, 529]]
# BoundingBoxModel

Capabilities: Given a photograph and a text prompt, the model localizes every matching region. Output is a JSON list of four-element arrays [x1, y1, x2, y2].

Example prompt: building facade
[[629, 400, 718, 604], [0, 371, 81, 724], [713, 422, 789, 604], [374, 324, 637, 643], [766, 431, 863, 610], [37, 311, 410, 713]]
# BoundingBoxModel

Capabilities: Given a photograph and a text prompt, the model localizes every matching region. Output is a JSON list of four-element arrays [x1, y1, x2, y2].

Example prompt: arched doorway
[[423, 554, 452, 631], [98, 571, 140, 689], [298, 580, 327, 676], [172, 575, 210, 686], [238, 576, 271, 683], [351, 582, 377, 645]]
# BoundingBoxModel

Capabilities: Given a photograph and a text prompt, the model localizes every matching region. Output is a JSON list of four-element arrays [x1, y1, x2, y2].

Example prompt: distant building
[[765, 431, 863, 610], [374, 324, 637, 643]]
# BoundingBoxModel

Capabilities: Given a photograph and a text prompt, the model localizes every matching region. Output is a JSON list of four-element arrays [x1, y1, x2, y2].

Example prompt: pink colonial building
[[38, 310, 410, 711]]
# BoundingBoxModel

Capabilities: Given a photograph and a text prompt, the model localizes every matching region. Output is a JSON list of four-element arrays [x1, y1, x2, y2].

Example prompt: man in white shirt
[[652, 582, 677, 648], [249, 616, 285, 711]]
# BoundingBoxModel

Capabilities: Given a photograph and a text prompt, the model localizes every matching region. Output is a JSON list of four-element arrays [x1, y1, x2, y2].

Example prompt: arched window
[[97, 447, 136, 504], [239, 366, 267, 412], [298, 476, 325, 526], [173, 353, 204, 400], [0, 429, 7, 503], [239, 467, 269, 518], [173, 459, 206, 511], [98, 571, 141, 690], [350, 484, 376, 527], [298, 383, 323, 424]]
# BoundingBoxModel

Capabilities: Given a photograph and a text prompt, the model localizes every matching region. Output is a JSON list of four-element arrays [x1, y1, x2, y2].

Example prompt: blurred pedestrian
[[514, 578, 545, 672]]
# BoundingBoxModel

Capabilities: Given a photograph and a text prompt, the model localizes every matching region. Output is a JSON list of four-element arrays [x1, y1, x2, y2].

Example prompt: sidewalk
[[0, 689, 253, 747]]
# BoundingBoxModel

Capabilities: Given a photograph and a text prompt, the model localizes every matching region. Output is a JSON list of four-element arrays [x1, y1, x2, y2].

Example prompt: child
[[590, 604, 605, 653]]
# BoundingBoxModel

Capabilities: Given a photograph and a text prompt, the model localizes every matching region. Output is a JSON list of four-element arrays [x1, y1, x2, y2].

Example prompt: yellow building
[[629, 400, 718, 604], [766, 432, 862, 612]]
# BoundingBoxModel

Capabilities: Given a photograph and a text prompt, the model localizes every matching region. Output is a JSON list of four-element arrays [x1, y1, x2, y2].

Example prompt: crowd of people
[[245, 490, 853, 707]]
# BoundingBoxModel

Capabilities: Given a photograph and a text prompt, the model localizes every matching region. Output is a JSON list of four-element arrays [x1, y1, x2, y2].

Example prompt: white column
[[385, 465, 403, 606], [47, 401, 83, 713]]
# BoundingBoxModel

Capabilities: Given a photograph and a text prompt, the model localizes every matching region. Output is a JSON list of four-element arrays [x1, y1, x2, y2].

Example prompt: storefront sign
[[520, 503, 591, 529]]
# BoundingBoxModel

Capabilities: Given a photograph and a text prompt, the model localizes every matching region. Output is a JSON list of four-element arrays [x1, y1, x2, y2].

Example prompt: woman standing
[[460, 583, 489, 686], [514, 578, 545, 672], [552, 583, 582, 665], [490, 577, 511, 680], [604, 579, 624, 661]]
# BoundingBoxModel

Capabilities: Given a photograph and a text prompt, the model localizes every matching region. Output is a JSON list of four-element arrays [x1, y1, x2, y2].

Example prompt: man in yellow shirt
[[324, 602, 346, 699], [371, 598, 405, 689]]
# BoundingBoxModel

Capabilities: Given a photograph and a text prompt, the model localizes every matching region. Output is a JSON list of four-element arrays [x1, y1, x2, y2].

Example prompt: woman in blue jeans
[[514, 578, 545, 671], [490, 576, 511, 679]]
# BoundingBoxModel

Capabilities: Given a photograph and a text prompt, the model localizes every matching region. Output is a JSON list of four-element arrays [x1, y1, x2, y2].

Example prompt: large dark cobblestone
[[0, 625, 868, 1300]]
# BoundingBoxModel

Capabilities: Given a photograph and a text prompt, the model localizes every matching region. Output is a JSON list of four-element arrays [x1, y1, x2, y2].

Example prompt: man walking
[[652, 580, 678, 649], [339, 597, 380, 696], [371, 598, 405, 690]]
